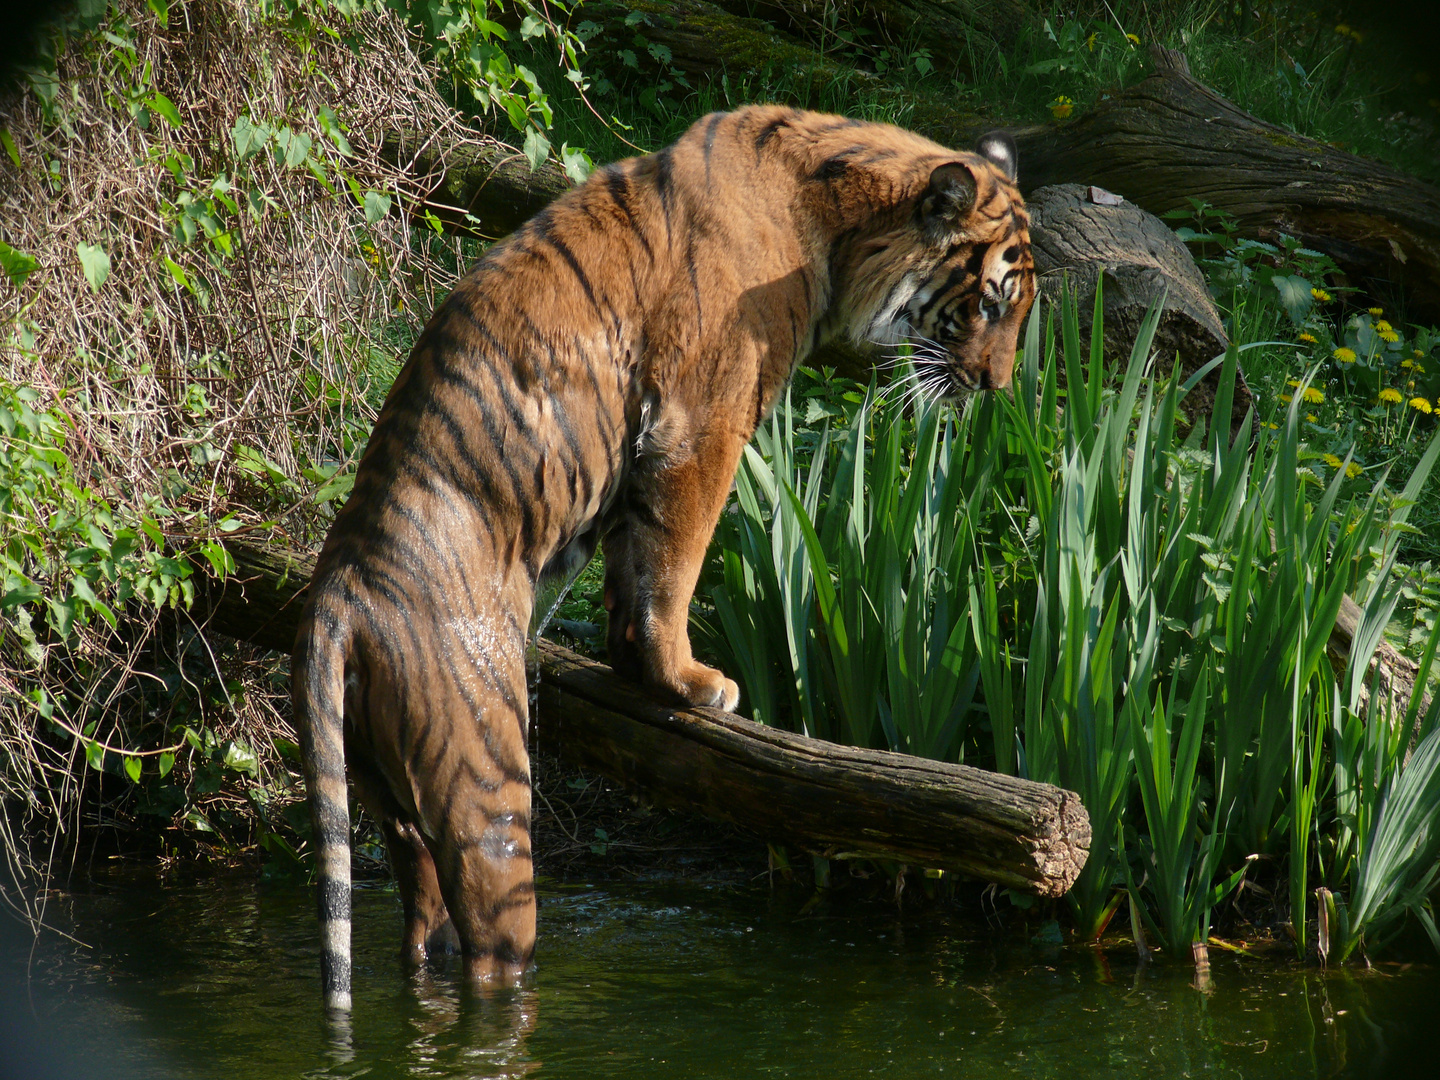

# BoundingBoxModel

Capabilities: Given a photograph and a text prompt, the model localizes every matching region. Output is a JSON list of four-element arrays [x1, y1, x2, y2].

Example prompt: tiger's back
[[293, 105, 1035, 1010]]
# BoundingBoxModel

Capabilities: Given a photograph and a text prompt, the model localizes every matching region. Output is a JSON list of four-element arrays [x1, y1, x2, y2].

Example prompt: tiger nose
[[979, 360, 1012, 392]]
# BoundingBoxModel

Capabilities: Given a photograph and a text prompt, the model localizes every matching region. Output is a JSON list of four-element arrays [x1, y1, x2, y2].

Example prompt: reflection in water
[[401, 976, 539, 1080], [1, 870, 1435, 1079]]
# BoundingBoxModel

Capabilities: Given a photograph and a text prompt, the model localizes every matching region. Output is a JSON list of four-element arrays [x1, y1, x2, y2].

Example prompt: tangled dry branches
[[0, 0, 512, 913]]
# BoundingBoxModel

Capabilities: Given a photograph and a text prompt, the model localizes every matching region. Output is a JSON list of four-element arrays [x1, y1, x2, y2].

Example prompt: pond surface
[[1, 869, 1433, 1079]]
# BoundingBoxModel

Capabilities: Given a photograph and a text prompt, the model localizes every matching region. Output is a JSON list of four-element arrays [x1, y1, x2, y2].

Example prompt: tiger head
[[846, 130, 1036, 398]]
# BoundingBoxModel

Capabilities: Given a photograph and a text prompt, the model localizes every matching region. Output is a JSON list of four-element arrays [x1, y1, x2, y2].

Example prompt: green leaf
[[76, 0, 108, 27], [158, 751, 175, 778], [559, 143, 591, 184], [362, 190, 391, 224], [161, 255, 189, 291], [1, 129, 20, 170], [522, 127, 551, 173], [0, 239, 39, 287], [278, 128, 311, 168], [140, 515, 165, 546], [76, 243, 111, 293], [148, 92, 182, 127], [123, 755, 142, 783], [146, 0, 169, 28], [231, 115, 270, 160], [1270, 274, 1314, 325], [312, 470, 354, 505], [199, 540, 235, 577], [222, 740, 258, 775], [85, 740, 105, 771]]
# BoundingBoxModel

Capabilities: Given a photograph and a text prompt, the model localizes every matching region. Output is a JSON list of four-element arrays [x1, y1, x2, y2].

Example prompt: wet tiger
[[291, 105, 1035, 1010]]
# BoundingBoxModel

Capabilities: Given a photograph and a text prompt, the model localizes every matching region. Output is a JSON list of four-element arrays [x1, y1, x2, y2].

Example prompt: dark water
[[1, 870, 1434, 1079]]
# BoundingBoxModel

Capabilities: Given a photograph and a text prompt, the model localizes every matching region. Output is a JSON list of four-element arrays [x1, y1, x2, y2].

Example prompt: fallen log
[[196, 539, 1091, 895], [377, 128, 571, 238], [508, 3, 1440, 319], [535, 638, 1089, 895], [1011, 49, 1440, 320], [1025, 181, 1252, 435], [709, 1, 1038, 77]]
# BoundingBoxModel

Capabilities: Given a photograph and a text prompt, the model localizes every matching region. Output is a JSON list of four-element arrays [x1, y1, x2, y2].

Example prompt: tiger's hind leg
[[416, 641, 536, 985], [385, 821, 461, 960], [349, 759, 457, 963], [429, 768, 536, 985]]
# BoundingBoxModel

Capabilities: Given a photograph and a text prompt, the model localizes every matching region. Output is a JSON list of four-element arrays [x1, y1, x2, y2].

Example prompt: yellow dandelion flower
[[1333, 347, 1357, 363], [1086, 32, 1097, 51], [1369, 307, 1384, 316], [1298, 332, 1317, 344], [1312, 287, 1331, 302], [1306, 413, 1318, 422], [1335, 24, 1351, 36], [1303, 387, 1325, 404], [1126, 33, 1140, 45], [1323, 453, 1343, 468], [1402, 359, 1416, 369], [1287, 378, 1302, 387], [1417, 349, 1428, 359], [1379, 329, 1401, 343], [1345, 462, 1362, 479], [1375, 319, 1393, 332], [1350, 30, 1364, 44], [1280, 393, 1293, 404], [1264, 422, 1279, 430], [1410, 397, 1435, 414], [1049, 96, 1074, 120], [1379, 388, 1403, 404]]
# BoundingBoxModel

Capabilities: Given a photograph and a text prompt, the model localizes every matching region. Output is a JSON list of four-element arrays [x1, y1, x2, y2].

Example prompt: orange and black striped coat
[[292, 105, 1035, 1010]]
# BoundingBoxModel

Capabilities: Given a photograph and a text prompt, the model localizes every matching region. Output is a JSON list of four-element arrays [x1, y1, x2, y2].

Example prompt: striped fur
[[291, 106, 1034, 1009]]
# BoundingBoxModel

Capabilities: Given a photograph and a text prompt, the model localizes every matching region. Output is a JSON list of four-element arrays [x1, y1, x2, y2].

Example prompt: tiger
[[291, 104, 1035, 1011]]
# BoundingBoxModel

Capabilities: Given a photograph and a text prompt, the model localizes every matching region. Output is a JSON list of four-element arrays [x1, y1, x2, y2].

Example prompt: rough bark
[[711, 1, 1036, 76], [534, 638, 1090, 895], [377, 128, 571, 238], [1026, 182, 1252, 434], [198, 539, 1091, 895], [1011, 49, 1440, 319], [555, 6, 1440, 317]]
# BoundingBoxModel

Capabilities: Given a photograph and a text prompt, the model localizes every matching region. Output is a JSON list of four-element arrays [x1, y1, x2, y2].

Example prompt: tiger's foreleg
[[603, 423, 745, 712]]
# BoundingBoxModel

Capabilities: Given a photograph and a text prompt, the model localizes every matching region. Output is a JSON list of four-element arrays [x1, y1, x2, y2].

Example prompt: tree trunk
[[199, 539, 1091, 895]]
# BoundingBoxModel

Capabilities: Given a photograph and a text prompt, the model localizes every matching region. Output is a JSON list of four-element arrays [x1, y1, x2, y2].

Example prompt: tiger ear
[[975, 130, 1018, 183], [920, 162, 977, 234]]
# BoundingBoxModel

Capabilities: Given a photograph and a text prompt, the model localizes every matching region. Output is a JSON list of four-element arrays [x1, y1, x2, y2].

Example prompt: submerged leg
[[384, 820, 459, 961], [351, 760, 457, 962], [432, 771, 536, 984]]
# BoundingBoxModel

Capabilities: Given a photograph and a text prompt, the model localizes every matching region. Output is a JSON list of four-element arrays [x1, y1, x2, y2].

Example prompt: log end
[[1029, 787, 1092, 898]]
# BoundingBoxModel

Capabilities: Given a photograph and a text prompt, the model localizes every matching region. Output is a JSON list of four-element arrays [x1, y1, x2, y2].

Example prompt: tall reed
[[703, 287, 1440, 960]]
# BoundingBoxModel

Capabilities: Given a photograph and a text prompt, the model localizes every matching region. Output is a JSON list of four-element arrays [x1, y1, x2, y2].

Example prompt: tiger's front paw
[[670, 661, 740, 713]]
